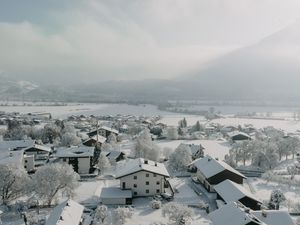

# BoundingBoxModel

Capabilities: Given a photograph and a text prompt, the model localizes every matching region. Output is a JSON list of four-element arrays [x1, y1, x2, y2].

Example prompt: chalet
[[209, 202, 262, 225], [190, 156, 246, 192], [103, 150, 126, 163], [252, 210, 295, 225], [45, 199, 84, 225], [178, 143, 204, 159], [55, 146, 95, 174], [227, 131, 251, 142], [209, 202, 295, 225], [82, 134, 107, 147], [214, 179, 262, 210], [87, 126, 119, 138], [22, 144, 52, 160], [115, 158, 171, 197], [100, 187, 132, 205]]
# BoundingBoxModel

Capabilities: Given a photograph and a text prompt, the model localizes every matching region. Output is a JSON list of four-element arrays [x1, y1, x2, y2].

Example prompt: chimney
[[262, 210, 267, 218], [9, 152, 13, 157], [155, 162, 157, 166], [59, 216, 64, 221]]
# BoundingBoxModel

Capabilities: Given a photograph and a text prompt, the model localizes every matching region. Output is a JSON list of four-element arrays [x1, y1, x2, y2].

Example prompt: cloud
[[1, 0, 300, 83]]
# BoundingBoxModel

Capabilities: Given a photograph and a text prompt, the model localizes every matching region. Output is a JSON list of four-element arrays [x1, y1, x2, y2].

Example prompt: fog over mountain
[[181, 20, 300, 101]]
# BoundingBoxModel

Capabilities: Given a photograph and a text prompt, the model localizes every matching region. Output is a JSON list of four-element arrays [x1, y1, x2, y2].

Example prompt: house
[[0, 140, 35, 151], [115, 158, 171, 197], [87, 126, 119, 138], [252, 210, 295, 225], [214, 179, 262, 210], [209, 202, 295, 225], [100, 187, 132, 205], [190, 156, 246, 192], [209, 202, 262, 225], [178, 143, 204, 159], [103, 150, 126, 163], [45, 199, 84, 225], [22, 144, 52, 160], [55, 146, 95, 174], [82, 134, 107, 147], [227, 131, 251, 142]]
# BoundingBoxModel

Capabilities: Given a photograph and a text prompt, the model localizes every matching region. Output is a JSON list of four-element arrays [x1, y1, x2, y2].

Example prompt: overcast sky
[[1, 0, 300, 84]]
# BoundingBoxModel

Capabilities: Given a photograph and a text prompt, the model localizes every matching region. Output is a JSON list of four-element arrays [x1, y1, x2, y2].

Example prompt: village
[[0, 108, 299, 225]]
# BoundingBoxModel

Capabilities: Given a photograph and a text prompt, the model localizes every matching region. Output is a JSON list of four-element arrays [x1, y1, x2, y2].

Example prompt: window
[[133, 184, 137, 188], [146, 173, 149, 177], [153, 174, 157, 177], [156, 181, 160, 185], [63, 158, 67, 162], [24, 165, 27, 169], [146, 181, 149, 185], [156, 189, 160, 193], [134, 192, 137, 196], [134, 175, 137, 180], [25, 160, 28, 163], [146, 189, 149, 194]]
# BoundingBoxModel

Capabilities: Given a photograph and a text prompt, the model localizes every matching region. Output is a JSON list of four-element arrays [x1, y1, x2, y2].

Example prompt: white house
[[115, 158, 171, 197], [45, 199, 84, 225], [55, 146, 95, 174]]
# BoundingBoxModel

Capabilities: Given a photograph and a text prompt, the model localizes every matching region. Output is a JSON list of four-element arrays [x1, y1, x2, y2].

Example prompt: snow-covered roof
[[45, 199, 84, 225], [214, 179, 261, 204], [0, 140, 35, 151], [56, 146, 94, 158], [100, 126, 119, 134], [104, 150, 125, 160], [100, 187, 132, 199], [23, 144, 52, 153], [83, 135, 107, 144], [115, 158, 170, 179], [209, 202, 264, 225], [190, 156, 245, 179], [0, 150, 24, 167], [228, 131, 251, 139], [252, 210, 295, 225]]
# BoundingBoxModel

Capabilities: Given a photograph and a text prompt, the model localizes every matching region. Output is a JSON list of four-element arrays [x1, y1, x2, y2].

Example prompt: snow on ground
[[124, 178, 212, 225], [0, 102, 179, 119], [157, 140, 230, 160], [213, 117, 300, 133], [73, 179, 119, 205], [249, 178, 300, 211]]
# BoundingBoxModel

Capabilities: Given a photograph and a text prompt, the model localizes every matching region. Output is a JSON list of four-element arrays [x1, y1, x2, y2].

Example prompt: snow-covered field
[[157, 140, 230, 160], [212, 117, 300, 133]]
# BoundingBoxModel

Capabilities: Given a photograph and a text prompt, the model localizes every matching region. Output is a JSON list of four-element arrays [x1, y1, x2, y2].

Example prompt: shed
[[100, 187, 132, 205]]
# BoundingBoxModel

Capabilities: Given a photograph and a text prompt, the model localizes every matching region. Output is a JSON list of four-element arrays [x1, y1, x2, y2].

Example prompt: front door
[[122, 182, 126, 189]]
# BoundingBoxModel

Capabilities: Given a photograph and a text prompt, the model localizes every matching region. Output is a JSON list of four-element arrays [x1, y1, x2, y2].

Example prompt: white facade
[[23, 155, 35, 172], [120, 171, 166, 197]]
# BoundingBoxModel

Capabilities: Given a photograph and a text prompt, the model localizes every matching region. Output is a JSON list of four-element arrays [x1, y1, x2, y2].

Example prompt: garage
[[100, 187, 132, 205]]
